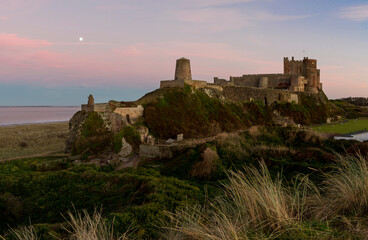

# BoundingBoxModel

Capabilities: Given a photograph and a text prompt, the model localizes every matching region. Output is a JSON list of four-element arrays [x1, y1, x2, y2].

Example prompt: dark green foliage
[[161, 147, 202, 179], [143, 90, 244, 139], [72, 112, 113, 156], [143, 89, 275, 139], [331, 99, 368, 119], [113, 126, 141, 153], [158, 126, 351, 183], [0, 158, 201, 239], [271, 94, 330, 125]]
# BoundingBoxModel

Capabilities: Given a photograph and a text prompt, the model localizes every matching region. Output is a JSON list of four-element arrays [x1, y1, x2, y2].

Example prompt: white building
[[334, 130, 368, 142]]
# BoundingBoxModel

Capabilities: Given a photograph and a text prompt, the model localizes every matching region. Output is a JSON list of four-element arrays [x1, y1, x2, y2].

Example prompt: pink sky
[[1, 0, 368, 105]]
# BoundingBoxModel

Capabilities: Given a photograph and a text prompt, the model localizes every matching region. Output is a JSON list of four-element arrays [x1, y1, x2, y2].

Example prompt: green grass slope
[[313, 118, 368, 134]]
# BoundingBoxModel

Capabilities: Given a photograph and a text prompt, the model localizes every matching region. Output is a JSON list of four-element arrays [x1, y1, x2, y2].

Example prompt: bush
[[0, 165, 201, 239], [113, 127, 141, 153], [144, 90, 245, 139], [72, 112, 113, 156]]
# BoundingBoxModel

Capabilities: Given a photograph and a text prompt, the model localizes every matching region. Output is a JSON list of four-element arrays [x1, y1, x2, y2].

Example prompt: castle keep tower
[[284, 57, 319, 93], [175, 57, 192, 80]]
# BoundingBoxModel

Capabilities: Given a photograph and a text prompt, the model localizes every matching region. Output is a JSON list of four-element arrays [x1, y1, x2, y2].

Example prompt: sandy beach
[[0, 122, 69, 160]]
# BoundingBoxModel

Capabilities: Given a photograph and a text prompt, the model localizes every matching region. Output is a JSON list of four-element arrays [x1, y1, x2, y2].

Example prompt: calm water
[[0, 106, 80, 126]]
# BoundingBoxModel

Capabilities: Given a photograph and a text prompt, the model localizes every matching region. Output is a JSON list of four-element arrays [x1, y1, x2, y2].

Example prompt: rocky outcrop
[[119, 137, 132, 157], [65, 111, 88, 153], [65, 111, 123, 153]]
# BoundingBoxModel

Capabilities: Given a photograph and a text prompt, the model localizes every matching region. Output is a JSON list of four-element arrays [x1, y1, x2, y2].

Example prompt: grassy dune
[[312, 118, 368, 134], [0, 122, 69, 160]]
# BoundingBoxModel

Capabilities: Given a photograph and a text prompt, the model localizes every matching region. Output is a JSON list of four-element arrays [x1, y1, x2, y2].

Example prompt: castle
[[81, 56, 323, 125], [160, 57, 323, 104]]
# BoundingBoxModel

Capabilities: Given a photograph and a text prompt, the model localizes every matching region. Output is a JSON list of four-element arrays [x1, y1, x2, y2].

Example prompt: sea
[[0, 106, 80, 126]]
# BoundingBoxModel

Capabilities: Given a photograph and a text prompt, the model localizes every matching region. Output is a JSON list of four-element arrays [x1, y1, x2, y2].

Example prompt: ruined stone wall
[[114, 105, 144, 124], [82, 103, 110, 112], [184, 80, 208, 89], [93, 103, 111, 112], [81, 104, 94, 112], [139, 144, 174, 158], [214, 77, 230, 85], [160, 80, 185, 88], [222, 86, 299, 104]]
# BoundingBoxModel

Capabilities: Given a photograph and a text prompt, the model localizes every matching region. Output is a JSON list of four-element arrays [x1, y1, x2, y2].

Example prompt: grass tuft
[[62, 208, 131, 240], [315, 153, 368, 219], [165, 161, 330, 239], [9, 225, 39, 240]]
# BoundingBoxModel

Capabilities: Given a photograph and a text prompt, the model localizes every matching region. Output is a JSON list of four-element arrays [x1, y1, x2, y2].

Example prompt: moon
[[79, 37, 83, 42]]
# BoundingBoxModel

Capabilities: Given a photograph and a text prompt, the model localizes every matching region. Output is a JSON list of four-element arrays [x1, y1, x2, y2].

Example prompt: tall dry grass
[[165, 161, 329, 239], [9, 225, 39, 240], [0, 209, 131, 240], [62, 209, 131, 240], [315, 153, 368, 219]]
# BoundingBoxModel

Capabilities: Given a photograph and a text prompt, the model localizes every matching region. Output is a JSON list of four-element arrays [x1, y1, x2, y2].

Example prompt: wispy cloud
[[253, 11, 312, 21], [176, 7, 311, 32], [340, 4, 368, 21], [0, 16, 8, 21], [0, 33, 51, 49]]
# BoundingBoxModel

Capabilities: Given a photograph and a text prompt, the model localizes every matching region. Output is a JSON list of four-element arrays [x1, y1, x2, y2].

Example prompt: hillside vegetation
[[2, 87, 364, 239], [313, 118, 368, 134], [143, 87, 336, 140]]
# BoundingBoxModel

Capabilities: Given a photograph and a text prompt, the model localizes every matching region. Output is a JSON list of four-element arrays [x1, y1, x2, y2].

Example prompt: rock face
[[119, 137, 132, 157], [65, 111, 88, 153], [65, 111, 123, 153], [137, 126, 149, 143], [99, 112, 123, 133]]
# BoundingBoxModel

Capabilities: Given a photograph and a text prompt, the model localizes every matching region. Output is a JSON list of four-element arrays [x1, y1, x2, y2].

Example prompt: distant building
[[334, 130, 368, 142]]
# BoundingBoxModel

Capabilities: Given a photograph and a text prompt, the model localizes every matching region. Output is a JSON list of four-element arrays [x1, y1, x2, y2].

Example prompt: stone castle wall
[[222, 86, 299, 104], [231, 73, 299, 89], [114, 105, 144, 124], [81, 102, 143, 125], [184, 80, 207, 89], [160, 79, 207, 89], [160, 80, 185, 88], [81, 103, 110, 112]]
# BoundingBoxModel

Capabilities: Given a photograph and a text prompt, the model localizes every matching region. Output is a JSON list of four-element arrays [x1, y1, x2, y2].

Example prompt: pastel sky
[[1, 0, 368, 105]]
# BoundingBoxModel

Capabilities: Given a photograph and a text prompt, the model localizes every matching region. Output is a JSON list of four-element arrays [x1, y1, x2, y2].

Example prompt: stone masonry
[[160, 57, 322, 104]]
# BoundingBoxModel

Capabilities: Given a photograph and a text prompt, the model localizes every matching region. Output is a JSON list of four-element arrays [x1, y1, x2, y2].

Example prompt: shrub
[[144, 89, 245, 139], [72, 112, 113, 156], [190, 147, 219, 180], [113, 127, 141, 153], [18, 142, 28, 148]]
